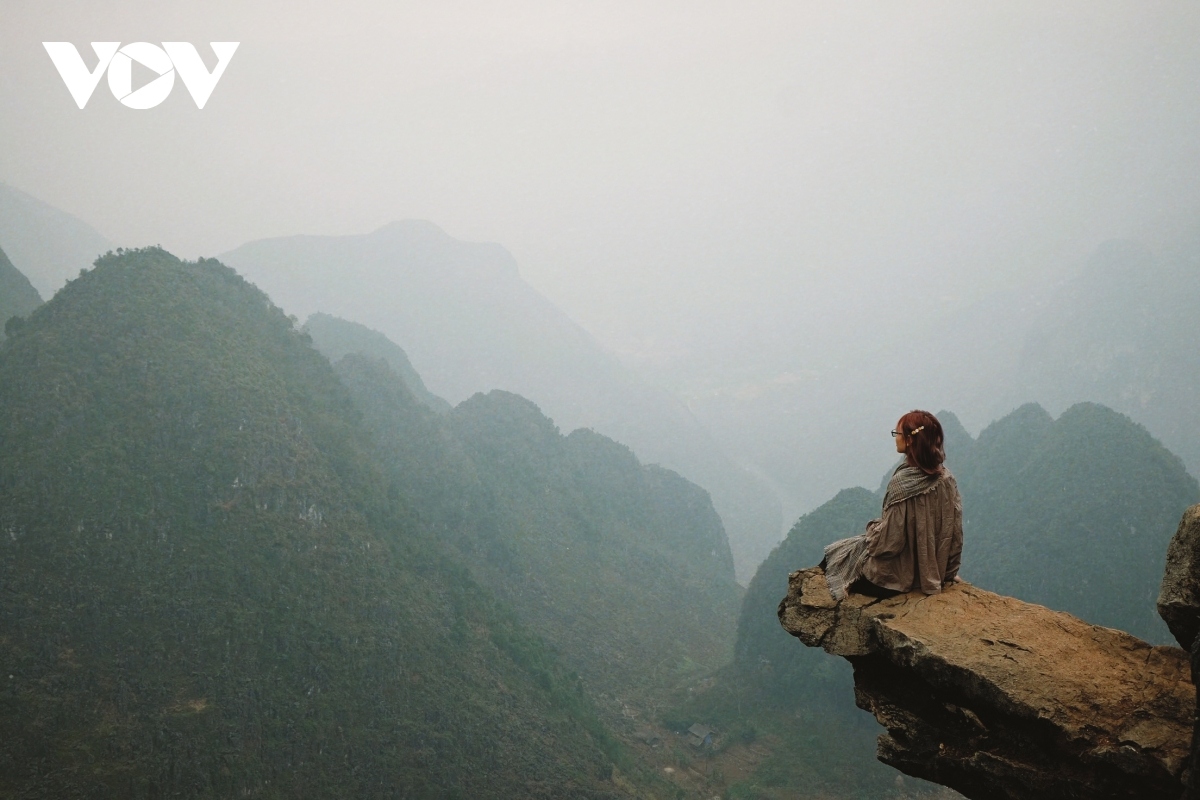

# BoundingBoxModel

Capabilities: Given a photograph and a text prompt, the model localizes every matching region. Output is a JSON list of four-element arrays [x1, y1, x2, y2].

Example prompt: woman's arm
[[865, 504, 907, 559], [942, 481, 965, 583], [944, 539, 962, 582]]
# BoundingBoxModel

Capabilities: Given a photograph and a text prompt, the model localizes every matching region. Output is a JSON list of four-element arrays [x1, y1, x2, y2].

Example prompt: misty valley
[[2, 188, 1200, 800]]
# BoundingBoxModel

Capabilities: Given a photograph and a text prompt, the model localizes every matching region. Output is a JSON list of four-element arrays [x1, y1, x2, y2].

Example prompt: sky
[[4, 1, 1200, 387]]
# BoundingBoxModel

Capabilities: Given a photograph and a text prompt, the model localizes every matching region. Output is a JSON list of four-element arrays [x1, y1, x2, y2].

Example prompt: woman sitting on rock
[[822, 409, 964, 600]]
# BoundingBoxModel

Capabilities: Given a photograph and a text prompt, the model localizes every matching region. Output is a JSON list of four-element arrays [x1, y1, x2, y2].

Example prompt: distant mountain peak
[[365, 219, 521, 277]]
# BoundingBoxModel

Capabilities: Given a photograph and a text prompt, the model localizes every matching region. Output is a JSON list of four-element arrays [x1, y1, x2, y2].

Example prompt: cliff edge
[[778, 568, 1194, 799]]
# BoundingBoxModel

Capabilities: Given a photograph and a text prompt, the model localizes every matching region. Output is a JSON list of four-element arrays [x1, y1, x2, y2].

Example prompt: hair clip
[[911, 426, 924, 435]]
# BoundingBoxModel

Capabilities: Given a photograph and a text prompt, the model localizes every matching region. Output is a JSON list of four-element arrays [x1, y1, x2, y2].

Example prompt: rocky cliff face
[[778, 567, 1194, 799], [1159, 504, 1200, 799], [1160, 506, 1200, 652]]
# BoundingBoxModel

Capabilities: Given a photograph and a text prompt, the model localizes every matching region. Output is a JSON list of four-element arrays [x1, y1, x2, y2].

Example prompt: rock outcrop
[[1160, 505, 1200, 652], [779, 568, 1194, 799], [1159, 504, 1200, 799]]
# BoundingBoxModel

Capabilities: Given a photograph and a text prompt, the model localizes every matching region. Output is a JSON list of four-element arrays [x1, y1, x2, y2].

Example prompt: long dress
[[823, 464, 963, 600]]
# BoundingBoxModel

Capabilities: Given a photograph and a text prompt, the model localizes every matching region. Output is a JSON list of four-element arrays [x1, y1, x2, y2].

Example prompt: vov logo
[[43, 42, 239, 109]]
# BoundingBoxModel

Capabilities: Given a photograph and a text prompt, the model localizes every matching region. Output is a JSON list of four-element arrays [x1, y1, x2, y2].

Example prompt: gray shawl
[[882, 463, 945, 510]]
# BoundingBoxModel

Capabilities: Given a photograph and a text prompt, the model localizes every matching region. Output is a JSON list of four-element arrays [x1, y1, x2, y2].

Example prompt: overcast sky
[[4, 1, 1200, 383]]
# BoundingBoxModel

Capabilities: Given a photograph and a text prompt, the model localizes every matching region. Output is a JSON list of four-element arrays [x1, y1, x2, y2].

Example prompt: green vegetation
[[0, 243, 42, 341], [334, 353, 744, 711], [0, 248, 632, 798]]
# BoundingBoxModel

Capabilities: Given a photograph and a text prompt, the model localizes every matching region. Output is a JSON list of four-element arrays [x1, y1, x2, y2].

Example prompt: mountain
[[304, 311, 451, 413], [0, 244, 42, 340], [333, 349, 744, 710], [0, 181, 113, 298], [0, 247, 632, 798], [220, 220, 782, 582]]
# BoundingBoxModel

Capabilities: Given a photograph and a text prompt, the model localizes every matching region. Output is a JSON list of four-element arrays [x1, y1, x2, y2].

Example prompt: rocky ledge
[[778, 568, 1194, 799]]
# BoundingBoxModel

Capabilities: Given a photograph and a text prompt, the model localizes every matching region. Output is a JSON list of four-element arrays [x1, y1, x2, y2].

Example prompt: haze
[[4, 0, 1200, 526]]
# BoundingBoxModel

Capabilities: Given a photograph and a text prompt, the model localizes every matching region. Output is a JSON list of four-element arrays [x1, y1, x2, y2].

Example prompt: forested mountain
[[220, 221, 782, 582], [333, 349, 743, 711], [0, 248, 634, 798], [0, 244, 41, 340], [0, 181, 112, 298], [682, 402, 1197, 797]]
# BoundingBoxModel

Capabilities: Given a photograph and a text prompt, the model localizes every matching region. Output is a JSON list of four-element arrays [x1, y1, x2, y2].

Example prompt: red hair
[[897, 410, 945, 475]]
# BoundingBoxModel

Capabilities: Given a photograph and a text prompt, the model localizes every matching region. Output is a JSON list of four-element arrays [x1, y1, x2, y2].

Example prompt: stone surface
[[779, 566, 1195, 800], [1160, 505, 1200, 651], [1158, 504, 1200, 799]]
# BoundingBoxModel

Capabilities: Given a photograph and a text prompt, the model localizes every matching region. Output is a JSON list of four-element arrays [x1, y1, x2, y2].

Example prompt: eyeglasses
[[890, 430, 902, 437]]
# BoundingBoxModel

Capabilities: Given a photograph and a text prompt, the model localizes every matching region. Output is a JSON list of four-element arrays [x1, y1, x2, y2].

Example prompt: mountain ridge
[[221, 220, 783, 582]]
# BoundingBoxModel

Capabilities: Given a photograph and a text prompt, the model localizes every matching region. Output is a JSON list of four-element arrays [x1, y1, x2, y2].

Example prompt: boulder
[[779, 567, 1194, 799], [1159, 504, 1200, 799], [1159, 505, 1200, 651]]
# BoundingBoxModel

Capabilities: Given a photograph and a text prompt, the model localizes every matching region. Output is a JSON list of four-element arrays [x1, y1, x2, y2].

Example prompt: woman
[[822, 410, 963, 600]]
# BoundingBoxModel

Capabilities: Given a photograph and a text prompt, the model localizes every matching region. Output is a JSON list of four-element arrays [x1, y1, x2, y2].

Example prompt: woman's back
[[861, 464, 963, 594]]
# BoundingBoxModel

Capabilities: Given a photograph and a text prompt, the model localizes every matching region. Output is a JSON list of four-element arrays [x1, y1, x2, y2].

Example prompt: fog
[[5, 7, 1200, 793], [5, 0, 1200, 531]]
